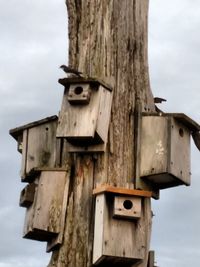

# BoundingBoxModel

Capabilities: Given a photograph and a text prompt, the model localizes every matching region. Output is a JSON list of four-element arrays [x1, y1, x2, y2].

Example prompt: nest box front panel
[[57, 84, 101, 143], [21, 121, 58, 180], [169, 117, 191, 185], [140, 116, 168, 177], [93, 194, 145, 265], [23, 171, 68, 242], [57, 82, 113, 149]]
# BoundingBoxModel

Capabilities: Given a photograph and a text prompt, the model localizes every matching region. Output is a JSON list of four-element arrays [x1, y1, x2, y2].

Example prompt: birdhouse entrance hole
[[179, 128, 184, 137], [123, 199, 133, 210], [74, 86, 83, 95]]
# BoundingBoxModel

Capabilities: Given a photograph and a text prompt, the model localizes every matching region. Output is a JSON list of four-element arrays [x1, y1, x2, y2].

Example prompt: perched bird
[[60, 65, 82, 77], [154, 97, 167, 104], [155, 105, 163, 114], [192, 130, 200, 151]]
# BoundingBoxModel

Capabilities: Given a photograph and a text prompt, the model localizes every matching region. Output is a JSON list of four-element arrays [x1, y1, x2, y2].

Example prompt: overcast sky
[[1, 1, 200, 267]]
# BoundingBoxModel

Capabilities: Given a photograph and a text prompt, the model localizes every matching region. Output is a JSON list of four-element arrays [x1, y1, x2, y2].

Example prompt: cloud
[[1, 0, 200, 267], [0, 0, 68, 266], [149, 0, 200, 115], [149, 1, 200, 266], [0, 0, 67, 123]]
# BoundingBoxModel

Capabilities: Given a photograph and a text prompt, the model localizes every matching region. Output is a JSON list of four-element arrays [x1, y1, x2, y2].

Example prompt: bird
[[60, 65, 82, 77], [155, 105, 163, 114], [154, 97, 167, 104], [192, 130, 200, 151]]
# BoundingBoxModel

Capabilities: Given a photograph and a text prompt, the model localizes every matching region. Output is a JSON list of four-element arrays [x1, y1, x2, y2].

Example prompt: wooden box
[[140, 113, 200, 190], [23, 170, 69, 242], [56, 78, 113, 152], [93, 191, 148, 265], [9, 116, 59, 182]]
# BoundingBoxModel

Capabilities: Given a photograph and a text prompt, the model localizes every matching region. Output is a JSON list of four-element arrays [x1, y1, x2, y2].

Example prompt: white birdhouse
[[56, 77, 113, 152]]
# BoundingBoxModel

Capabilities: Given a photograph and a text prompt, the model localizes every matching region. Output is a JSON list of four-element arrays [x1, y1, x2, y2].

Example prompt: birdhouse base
[[93, 255, 141, 266], [141, 172, 190, 190], [23, 229, 58, 242], [66, 142, 106, 153]]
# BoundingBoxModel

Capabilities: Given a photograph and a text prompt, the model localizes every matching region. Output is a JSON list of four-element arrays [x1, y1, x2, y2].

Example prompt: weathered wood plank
[[66, 142, 107, 153], [20, 129, 28, 179], [46, 170, 70, 252], [147, 251, 155, 267], [93, 185, 152, 198], [23, 171, 69, 242], [140, 116, 168, 178], [26, 122, 57, 172], [57, 86, 101, 140], [21, 120, 58, 181], [58, 77, 113, 92], [170, 117, 190, 185], [93, 193, 145, 265], [96, 86, 113, 144], [57, 83, 113, 150]]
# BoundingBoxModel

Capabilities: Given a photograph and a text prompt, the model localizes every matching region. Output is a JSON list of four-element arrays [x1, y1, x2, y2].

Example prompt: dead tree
[[48, 1, 154, 266], [10, 1, 200, 267]]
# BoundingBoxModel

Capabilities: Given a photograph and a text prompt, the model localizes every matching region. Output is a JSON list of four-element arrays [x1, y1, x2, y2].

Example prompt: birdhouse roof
[[142, 112, 200, 131], [9, 115, 58, 141], [58, 77, 113, 91]]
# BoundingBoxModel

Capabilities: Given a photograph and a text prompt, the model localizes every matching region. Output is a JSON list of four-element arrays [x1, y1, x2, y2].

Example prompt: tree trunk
[[48, 0, 155, 266]]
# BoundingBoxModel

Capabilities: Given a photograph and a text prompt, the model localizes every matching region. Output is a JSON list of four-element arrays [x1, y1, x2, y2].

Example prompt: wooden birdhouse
[[139, 113, 200, 190], [56, 77, 113, 152], [92, 185, 152, 265], [9, 116, 59, 182], [22, 169, 69, 244]]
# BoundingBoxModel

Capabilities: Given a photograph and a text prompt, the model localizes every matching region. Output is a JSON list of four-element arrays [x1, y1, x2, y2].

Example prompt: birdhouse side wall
[[96, 85, 113, 144], [169, 117, 191, 185], [21, 129, 28, 179], [93, 194, 145, 265]]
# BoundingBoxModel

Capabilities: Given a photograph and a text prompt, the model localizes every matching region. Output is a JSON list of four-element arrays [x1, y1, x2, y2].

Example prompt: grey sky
[[149, 1, 200, 266], [1, 1, 200, 266]]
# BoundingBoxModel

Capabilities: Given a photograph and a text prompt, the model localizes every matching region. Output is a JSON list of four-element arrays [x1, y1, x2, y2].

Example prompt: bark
[[48, 1, 155, 266]]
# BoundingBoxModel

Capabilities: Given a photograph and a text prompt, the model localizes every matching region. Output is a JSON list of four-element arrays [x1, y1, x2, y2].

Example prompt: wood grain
[[23, 171, 69, 242], [48, 1, 154, 266], [93, 185, 152, 198]]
